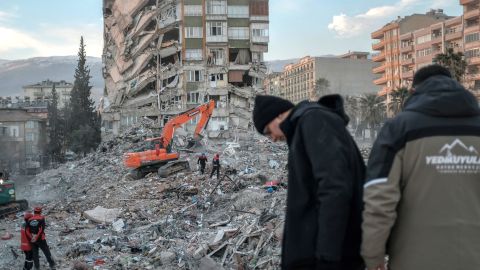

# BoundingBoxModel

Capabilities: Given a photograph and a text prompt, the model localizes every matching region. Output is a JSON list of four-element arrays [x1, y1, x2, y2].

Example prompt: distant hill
[[0, 55, 339, 101], [0, 56, 103, 100]]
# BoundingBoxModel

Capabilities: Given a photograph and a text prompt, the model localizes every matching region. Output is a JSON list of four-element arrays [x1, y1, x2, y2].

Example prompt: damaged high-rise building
[[101, 0, 269, 138]]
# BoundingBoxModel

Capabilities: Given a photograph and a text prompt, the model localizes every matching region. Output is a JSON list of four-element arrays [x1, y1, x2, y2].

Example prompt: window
[[207, 0, 226, 15], [466, 33, 480, 43], [252, 28, 269, 37], [184, 5, 202, 16], [417, 48, 432, 57], [209, 22, 224, 36], [26, 133, 34, 142], [465, 48, 480, 58], [228, 5, 249, 18], [10, 126, 19, 137], [210, 73, 224, 81], [185, 49, 203, 60], [228, 27, 249, 39], [416, 34, 431, 45], [187, 92, 200, 104], [0, 127, 8, 136], [187, 70, 204, 82], [185, 27, 203, 38], [208, 48, 225, 65], [26, 121, 35, 129]]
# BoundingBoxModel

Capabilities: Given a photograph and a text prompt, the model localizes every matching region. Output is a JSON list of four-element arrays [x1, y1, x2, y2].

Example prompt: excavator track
[[158, 160, 191, 178], [0, 200, 28, 219]]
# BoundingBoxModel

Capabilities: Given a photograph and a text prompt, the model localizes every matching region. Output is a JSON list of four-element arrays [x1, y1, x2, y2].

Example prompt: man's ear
[[409, 87, 416, 94]]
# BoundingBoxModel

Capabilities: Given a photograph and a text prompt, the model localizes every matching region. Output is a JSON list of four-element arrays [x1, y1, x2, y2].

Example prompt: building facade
[[371, 9, 451, 96], [22, 80, 73, 109], [0, 108, 47, 174], [373, 4, 480, 100], [102, 0, 269, 138], [280, 55, 379, 104]]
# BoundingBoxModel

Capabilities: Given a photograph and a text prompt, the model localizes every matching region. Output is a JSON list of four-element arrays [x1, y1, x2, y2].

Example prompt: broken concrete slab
[[83, 206, 121, 224]]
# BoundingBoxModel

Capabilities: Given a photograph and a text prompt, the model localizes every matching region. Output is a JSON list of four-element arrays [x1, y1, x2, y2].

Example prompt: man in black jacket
[[253, 95, 366, 270]]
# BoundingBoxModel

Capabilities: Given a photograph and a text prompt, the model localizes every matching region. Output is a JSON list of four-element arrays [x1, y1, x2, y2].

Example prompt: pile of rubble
[[0, 120, 288, 270]]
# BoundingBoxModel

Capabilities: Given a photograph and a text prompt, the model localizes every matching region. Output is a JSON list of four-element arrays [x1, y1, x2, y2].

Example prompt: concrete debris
[[0, 121, 289, 269], [83, 206, 121, 224]]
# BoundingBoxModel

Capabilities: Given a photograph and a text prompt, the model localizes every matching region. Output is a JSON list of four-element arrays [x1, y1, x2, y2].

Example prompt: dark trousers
[[200, 163, 206, 174], [32, 240, 55, 269], [210, 166, 220, 179], [23, 251, 33, 270]]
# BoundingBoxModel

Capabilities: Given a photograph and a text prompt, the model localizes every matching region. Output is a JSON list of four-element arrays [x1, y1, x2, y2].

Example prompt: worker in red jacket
[[27, 206, 56, 270], [21, 211, 34, 270], [210, 153, 221, 179]]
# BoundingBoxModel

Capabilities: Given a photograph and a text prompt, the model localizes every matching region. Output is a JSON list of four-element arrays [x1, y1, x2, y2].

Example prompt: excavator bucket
[[185, 135, 204, 150]]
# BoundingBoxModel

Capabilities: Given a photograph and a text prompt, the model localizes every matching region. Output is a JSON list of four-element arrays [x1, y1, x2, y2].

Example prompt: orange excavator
[[123, 100, 215, 179]]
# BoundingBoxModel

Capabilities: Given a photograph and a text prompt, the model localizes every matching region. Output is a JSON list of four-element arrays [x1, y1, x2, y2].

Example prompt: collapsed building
[[101, 0, 269, 139]]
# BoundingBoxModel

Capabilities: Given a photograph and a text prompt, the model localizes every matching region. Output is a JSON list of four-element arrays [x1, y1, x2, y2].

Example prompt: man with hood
[[252, 95, 366, 270], [362, 65, 480, 270]]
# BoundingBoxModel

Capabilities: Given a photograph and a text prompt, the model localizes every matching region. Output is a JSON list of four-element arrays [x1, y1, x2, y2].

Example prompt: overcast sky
[[0, 0, 463, 61]]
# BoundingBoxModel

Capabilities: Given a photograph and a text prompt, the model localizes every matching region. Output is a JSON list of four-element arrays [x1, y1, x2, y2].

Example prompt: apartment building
[[280, 55, 379, 104], [372, 10, 452, 96], [23, 80, 73, 109], [102, 0, 269, 138], [0, 108, 47, 174], [263, 72, 284, 97], [399, 16, 464, 84], [462, 0, 480, 94]]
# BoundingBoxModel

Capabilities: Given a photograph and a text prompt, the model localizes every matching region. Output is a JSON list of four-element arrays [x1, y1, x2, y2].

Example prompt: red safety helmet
[[33, 206, 42, 214]]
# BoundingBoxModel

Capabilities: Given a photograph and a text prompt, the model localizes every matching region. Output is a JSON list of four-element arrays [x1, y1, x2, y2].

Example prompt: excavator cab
[[0, 170, 28, 218]]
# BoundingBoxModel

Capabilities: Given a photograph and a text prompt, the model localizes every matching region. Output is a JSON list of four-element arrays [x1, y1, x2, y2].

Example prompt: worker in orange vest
[[21, 211, 34, 270]]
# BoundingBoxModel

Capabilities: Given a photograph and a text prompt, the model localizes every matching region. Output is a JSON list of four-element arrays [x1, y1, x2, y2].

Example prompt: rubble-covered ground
[[0, 120, 292, 270], [0, 119, 372, 270]]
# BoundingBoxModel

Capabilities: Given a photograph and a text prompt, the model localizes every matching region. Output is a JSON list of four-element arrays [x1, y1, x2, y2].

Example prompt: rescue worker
[[197, 153, 208, 174], [21, 211, 34, 270], [210, 153, 221, 179], [27, 206, 56, 270]]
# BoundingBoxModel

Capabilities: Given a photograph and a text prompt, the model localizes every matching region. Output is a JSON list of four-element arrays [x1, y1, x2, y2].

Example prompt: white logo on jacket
[[426, 139, 480, 174]]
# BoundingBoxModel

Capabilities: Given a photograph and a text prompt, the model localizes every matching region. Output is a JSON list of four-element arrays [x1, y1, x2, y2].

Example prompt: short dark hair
[[412, 64, 452, 87]]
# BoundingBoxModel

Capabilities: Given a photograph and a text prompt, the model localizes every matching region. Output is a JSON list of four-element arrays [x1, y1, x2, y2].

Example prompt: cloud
[[0, 10, 15, 21], [328, 0, 424, 38], [0, 24, 103, 59]]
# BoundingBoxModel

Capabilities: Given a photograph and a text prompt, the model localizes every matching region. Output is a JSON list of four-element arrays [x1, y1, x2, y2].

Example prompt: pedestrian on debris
[[27, 206, 56, 270], [197, 153, 208, 174], [362, 64, 480, 270], [253, 95, 366, 270], [210, 153, 221, 179], [21, 211, 34, 270]]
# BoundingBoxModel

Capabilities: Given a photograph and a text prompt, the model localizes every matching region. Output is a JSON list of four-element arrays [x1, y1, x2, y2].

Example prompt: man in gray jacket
[[362, 65, 480, 270]]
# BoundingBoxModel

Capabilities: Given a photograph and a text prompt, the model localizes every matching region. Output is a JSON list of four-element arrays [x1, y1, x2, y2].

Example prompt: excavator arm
[[159, 100, 215, 149]]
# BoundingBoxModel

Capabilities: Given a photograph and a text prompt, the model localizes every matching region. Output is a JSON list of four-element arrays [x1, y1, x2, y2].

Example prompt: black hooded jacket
[[279, 95, 366, 270]]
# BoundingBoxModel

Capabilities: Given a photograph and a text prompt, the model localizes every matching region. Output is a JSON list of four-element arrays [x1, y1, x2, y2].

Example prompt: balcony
[[372, 39, 385, 50], [372, 53, 386, 62], [464, 22, 480, 35], [400, 58, 414, 66], [467, 55, 480, 65], [400, 45, 413, 53], [445, 31, 463, 41], [374, 76, 388, 85], [464, 8, 480, 20], [431, 35, 443, 44], [372, 64, 386, 74], [372, 29, 384, 39], [252, 36, 269, 43], [206, 35, 228, 43], [401, 70, 414, 79]]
